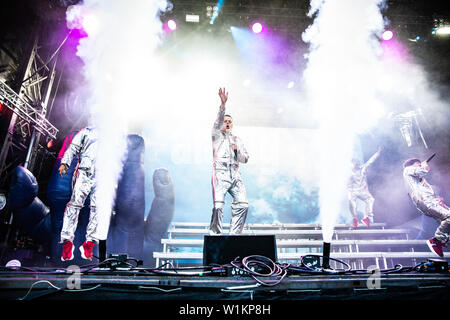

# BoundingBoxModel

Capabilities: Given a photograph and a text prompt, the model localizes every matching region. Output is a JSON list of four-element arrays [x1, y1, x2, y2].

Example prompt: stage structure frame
[[0, 26, 61, 261]]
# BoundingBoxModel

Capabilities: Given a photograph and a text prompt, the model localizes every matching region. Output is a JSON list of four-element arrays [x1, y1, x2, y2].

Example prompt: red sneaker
[[80, 241, 96, 260], [426, 238, 446, 258], [352, 218, 358, 228], [361, 217, 370, 227], [61, 241, 74, 261]]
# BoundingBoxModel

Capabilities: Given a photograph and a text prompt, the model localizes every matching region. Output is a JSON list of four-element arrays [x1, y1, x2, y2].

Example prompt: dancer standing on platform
[[348, 146, 382, 227], [58, 126, 98, 261], [210, 87, 249, 235], [403, 158, 450, 257]]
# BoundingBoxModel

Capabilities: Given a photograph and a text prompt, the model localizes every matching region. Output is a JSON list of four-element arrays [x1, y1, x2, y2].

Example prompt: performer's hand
[[58, 164, 68, 177], [218, 87, 228, 108]]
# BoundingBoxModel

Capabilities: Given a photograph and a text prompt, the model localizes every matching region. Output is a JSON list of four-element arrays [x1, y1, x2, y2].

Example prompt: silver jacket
[[212, 108, 249, 172], [348, 150, 380, 192], [403, 162, 437, 206], [61, 127, 98, 173]]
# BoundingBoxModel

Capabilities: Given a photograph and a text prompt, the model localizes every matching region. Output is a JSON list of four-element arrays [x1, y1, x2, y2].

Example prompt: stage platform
[[154, 222, 450, 270], [1, 268, 449, 301], [1, 222, 449, 304]]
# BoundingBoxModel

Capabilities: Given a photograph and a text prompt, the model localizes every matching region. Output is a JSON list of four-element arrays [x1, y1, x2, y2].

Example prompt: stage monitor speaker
[[203, 235, 277, 266]]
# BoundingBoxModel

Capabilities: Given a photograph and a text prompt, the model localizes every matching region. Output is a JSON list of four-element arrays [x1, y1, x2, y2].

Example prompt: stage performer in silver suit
[[348, 146, 382, 228], [403, 158, 450, 257], [210, 87, 249, 235], [58, 126, 98, 261]]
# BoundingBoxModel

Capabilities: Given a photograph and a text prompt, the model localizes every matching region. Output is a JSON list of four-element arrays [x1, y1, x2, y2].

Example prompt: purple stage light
[[252, 22, 263, 34], [382, 30, 393, 41], [167, 19, 177, 31], [66, 6, 98, 36]]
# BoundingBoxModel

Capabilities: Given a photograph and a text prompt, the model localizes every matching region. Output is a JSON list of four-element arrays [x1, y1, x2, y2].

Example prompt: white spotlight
[[382, 30, 393, 41], [436, 26, 450, 35], [186, 14, 200, 23]]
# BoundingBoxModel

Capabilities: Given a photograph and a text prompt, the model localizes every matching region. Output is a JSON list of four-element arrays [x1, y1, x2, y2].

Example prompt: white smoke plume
[[66, 0, 171, 240], [302, 0, 449, 242], [302, 0, 388, 242]]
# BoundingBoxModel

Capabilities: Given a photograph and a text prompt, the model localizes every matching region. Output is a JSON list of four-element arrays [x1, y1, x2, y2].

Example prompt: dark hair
[[403, 158, 421, 168], [224, 114, 233, 119]]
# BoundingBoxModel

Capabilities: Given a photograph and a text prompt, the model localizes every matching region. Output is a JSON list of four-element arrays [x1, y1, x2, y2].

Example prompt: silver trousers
[[349, 189, 374, 218], [60, 168, 98, 243], [416, 199, 450, 243], [210, 169, 248, 235]]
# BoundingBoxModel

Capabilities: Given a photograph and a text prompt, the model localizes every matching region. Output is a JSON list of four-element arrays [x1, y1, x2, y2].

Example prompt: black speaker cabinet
[[203, 235, 277, 266]]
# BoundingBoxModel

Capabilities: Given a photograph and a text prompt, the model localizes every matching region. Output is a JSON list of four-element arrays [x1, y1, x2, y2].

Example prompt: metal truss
[[0, 80, 58, 140], [0, 32, 61, 189]]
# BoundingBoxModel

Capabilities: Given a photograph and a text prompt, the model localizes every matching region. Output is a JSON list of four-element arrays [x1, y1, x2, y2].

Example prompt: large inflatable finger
[[143, 168, 174, 267], [108, 134, 145, 260]]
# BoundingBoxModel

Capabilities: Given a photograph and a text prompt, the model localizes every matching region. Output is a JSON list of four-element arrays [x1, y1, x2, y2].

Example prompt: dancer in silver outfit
[[59, 126, 98, 260], [348, 146, 382, 227], [210, 88, 249, 235], [403, 158, 450, 257]]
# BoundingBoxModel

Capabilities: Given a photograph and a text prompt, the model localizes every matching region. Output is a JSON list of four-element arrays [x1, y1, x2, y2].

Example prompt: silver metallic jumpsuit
[[403, 162, 450, 243], [60, 127, 98, 243], [348, 150, 380, 220], [210, 108, 249, 235]]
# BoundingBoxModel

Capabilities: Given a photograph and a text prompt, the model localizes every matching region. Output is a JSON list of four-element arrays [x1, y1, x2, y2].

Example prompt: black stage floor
[[1, 269, 448, 319], [1, 269, 449, 301]]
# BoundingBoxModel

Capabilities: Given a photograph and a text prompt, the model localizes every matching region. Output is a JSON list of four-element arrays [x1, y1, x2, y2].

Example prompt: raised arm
[[362, 146, 382, 171], [212, 88, 228, 138]]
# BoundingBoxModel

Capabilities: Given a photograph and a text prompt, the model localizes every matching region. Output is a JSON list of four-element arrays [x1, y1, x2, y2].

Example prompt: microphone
[[426, 153, 436, 163]]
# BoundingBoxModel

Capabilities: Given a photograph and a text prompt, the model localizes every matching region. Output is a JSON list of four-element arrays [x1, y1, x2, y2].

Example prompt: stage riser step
[[161, 239, 427, 248], [167, 229, 410, 238], [154, 252, 447, 260], [170, 222, 387, 230]]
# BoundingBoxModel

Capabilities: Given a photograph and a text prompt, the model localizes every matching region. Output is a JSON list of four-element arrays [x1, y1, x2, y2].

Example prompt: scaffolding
[[0, 29, 62, 262], [0, 33, 60, 189]]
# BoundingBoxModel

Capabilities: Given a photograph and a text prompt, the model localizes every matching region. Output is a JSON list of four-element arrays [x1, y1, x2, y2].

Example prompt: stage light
[[382, 30, 393, 41], [252, 22, 263, 34], [436, 26, 450, 35], [0, 193, 6, 210], [66, 5, 99, 36], [47, 139, 54, 149], [209, 3, 221, 24], [186, 14, 199, 23], [287, 81, 295, 89], [167, 19, 177, 31], [206, 6, 213, 17]]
